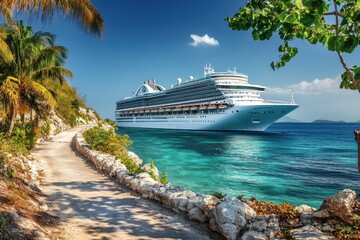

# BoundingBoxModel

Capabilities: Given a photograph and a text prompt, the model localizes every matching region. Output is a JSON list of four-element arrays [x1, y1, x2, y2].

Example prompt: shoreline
[[77, 124, 360, 240]]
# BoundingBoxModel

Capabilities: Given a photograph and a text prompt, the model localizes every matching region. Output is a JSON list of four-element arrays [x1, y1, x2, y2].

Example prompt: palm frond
[[0, 38, 14, 63], [0, 0, 104, 36], [29, 80, 56, 107]]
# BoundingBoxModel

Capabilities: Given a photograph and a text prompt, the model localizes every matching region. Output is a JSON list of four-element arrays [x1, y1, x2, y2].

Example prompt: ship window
[[252, 118, 260, 123]]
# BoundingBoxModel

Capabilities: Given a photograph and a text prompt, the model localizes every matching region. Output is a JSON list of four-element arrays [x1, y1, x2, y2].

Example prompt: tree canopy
[[0, 0, 104, 37], [0, 20, 73, 135], [227, 0, 360, 92]]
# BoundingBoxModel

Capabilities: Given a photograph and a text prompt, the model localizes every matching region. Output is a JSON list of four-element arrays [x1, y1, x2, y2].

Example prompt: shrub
[[335, 216, 360, 239], [210, 192, 226, 199], [83, 125, 132, 160], [83, 126, 141, 173], [83, 126, 169, 182], [148, 160, 159, 181], [160, 171, 169, 184]]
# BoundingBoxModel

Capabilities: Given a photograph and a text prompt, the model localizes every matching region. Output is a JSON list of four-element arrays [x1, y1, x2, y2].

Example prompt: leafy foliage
[[0, 0, 104, 37], [210, 192, 226, 199], [0, 20, 74, 135], [83, 125, 132, 160], [248, 199, 299, 239], [227, 0, 360, 91], [335, 216, 360, 239], [0, 122, 42, 155], [148, 160, 159, 181], [160, 171, 169, 184], [83, 125, 145, 174]]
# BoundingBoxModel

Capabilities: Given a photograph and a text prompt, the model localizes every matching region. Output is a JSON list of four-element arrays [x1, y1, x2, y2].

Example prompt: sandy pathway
[[32, 126, 212, 240]]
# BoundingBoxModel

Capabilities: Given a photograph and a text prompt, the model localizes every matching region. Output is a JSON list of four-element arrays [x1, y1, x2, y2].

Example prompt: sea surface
[[117, 123, 360, 208]]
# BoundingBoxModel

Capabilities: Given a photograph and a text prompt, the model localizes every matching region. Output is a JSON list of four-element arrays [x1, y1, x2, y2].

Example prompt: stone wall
[[74, 132, 282, 240], [74, 127, 360, 240]]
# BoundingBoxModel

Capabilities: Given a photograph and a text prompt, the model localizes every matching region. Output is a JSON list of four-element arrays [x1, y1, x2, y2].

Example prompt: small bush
[[148, 160, 159, 181], [334, 216, 360, 239], [83, 125, 132, 160], [83, 126, 143, 173], [210, 192, 226, 199], [0, 212, 9, 238], [160, 171, 169, 184]]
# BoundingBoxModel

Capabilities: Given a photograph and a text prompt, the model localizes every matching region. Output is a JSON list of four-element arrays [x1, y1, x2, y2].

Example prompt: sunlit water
[[117, 123, 360, 208]]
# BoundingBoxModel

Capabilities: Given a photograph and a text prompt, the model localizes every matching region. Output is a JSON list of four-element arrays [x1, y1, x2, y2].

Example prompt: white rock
[[127, 151, 143, 166], [141, 163, 159, 178], [214, 196, 256, 240], [296, 204, 315, 214], [241, 231, 268, 240], [198, 195, 220, 217], [290, 225, 335, 240]]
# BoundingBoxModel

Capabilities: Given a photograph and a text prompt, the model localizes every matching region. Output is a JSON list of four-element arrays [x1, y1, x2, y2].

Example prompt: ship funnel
[[177, 78, 182, 85]]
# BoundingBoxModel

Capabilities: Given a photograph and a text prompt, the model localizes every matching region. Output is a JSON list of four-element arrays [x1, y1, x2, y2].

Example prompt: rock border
[[73, 131, 282, 240], [74, 130, 359, 240]]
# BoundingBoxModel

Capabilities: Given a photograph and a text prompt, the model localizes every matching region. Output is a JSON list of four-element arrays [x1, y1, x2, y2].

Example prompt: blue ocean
[[117, 123, 360, 208]]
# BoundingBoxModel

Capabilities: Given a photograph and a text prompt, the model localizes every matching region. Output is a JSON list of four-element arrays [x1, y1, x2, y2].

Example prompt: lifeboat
[[190, 106, 199, 110], [218, 104, 228, 109], [207, 105, 217, 110]]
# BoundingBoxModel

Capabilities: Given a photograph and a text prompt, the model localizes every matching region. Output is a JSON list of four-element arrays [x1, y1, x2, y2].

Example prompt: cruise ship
[[115, 65, 298, 131]]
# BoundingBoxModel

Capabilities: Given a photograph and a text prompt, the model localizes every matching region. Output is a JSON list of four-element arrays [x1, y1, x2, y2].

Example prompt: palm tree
[[0, 0, 104, 36], [0, 20, 73, 135]]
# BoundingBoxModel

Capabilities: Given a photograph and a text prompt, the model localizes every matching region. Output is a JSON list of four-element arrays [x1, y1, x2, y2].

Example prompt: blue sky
[[27, 0, 360, 122]]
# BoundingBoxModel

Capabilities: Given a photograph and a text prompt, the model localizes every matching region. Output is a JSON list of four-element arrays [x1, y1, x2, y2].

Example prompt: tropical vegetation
[[83, 125, 169, 184], [227, 0, 360, 92], [0, 0, 104, 36], [0, 20, 88, 157]]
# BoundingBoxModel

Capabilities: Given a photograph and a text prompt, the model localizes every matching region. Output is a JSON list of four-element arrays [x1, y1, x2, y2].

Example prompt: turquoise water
[[117, 123, 360, 208]]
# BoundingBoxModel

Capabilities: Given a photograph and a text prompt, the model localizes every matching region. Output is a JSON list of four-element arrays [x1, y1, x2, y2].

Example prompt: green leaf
[[300, 13, 316, 27], [280, 11, 301, 24], [342, 36, 358, 53], [326, 36, 337, 51], [252, 30, 260, 40], [271, 61, 276, 71], [302, 0, 313, 9]]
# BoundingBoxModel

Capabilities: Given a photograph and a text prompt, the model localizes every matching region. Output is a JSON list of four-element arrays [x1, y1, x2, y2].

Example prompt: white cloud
[[190, 34, 219, 47], [267, 76, 342, 95], [263, 76, 360, 122]]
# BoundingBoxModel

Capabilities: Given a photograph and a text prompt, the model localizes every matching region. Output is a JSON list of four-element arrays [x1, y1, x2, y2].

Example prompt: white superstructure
[[115, 65, 298, 131]]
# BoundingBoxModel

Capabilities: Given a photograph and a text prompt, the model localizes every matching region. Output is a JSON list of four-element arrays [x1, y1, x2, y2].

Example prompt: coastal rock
[[76, 107, 98, 124], [188, 207, 206, 223], [319, 189, 358, 223], [296, 204, 315, 214], [141, 163, 159, 178], [214, 196, 256, 240], [245, 214, 280, 239], [127, 151, 142, 167], [241, 231, 268, 240], [290, 225, 334, 240], [312, 209, 331, 219], [110, 160, 127, 177], [198, 195, 220, 217], [300, 214, 313, 225], [209, 216, 221, 233]]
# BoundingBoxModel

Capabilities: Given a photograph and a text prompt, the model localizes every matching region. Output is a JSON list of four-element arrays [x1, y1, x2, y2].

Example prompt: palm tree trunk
[[7, 106, 17, 136], [356, 130, 360, 173]]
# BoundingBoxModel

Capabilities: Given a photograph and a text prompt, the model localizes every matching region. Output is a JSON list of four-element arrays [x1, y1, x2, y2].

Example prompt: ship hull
[[116, 104, 298, 132]]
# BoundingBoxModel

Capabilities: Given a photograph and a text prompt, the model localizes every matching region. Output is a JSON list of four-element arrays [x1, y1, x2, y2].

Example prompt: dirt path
[[32, 126, 212, 240]]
